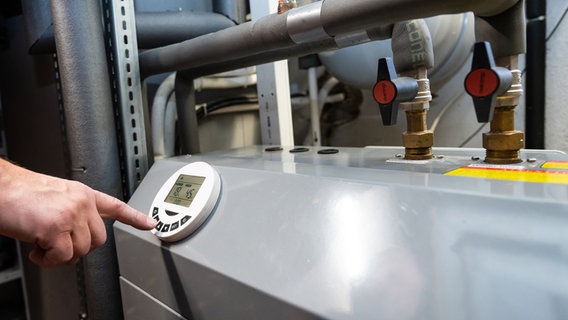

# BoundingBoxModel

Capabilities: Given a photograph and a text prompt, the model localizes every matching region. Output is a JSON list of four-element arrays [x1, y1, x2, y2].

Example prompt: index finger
[[94, 190, 157, 230]]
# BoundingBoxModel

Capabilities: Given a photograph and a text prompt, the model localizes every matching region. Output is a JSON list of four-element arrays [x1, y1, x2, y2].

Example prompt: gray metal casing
[[115, 146, 568, 320]]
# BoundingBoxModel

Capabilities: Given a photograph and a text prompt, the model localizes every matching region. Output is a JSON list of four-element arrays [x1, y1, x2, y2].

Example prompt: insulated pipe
[[140, 27, 389, 78], [474, 0, 526, 58], [151, 73, 176, 159], [213, 0, 248, 24], [26, 11, 236, 54], [148, 24, 391, 80], [140, 11, 292, 77], [164, 94, 177, 157], [319, 0, 519, 37], [49, 0, 123, 319], [136, 11, 236, 49], [391, 20, 435, 73], [175, 73, 201, 154], [139, 0, 520, 78]]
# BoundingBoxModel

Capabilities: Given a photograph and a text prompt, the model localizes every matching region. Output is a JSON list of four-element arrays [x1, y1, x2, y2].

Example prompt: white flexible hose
[[318, 76, 340, 111]]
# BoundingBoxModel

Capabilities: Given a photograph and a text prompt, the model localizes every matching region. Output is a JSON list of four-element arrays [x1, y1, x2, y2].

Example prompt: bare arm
[[0, 158, 156, 267]]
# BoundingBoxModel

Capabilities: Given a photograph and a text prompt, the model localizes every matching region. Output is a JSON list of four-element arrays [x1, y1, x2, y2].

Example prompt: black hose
[[525, 0, 546, 149]]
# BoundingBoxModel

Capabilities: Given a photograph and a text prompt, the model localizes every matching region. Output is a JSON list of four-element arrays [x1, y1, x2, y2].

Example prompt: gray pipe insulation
[[172, 27, 388, 81], [318, 0, 519, 36], [26, 11, 236, 54], [391, 20, 434, 73], [213, 0, 248, 24], [474, 0, 526, 63], [139, 0, 522, 78], [175, 74, 201, 155], [136, 11, 236, 49], [49, 0, 123, 319]]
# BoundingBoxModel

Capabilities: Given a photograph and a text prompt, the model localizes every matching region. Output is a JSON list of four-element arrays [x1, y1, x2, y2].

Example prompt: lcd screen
[[164, 174, 206, 207]]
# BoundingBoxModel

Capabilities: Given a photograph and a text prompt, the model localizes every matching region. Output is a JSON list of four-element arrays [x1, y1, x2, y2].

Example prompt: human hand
[[0, 159, 156, 267]]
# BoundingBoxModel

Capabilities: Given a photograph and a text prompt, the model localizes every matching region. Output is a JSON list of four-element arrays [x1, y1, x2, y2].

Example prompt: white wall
[[546, 0, 568, 153]]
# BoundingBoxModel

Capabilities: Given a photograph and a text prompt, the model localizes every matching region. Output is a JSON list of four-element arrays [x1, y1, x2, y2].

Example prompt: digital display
[[164, 174, 206, 207]]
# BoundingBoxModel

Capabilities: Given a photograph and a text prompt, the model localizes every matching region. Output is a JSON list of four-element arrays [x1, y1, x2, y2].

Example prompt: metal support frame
[[102, 0, 150, 197], [250, 1, 295, 146]]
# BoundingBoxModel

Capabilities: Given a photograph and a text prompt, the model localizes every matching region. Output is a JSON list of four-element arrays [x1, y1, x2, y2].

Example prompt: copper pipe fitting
[[483, 105, 524, 164], [403, 109, 433, 160]]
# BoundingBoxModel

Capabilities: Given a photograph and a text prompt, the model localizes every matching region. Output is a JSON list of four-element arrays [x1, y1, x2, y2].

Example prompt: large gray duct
[[49, 0, 123, 319], [139, 0, 521, 78]]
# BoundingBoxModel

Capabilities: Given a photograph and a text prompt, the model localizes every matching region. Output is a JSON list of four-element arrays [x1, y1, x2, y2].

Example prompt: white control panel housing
[[149, 161, 221, 242]]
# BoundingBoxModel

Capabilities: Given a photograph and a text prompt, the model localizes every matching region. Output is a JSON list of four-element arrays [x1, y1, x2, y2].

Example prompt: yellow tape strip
[[446, 166, 568, 184], [542, 161, 568, 170]]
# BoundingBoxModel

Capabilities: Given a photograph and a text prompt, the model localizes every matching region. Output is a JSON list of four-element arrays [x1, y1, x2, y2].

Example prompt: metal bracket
[[102, 0, 149, 197]]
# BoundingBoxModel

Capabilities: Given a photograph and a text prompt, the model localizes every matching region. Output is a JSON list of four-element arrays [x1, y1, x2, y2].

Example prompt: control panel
[[149, 161, 221, 242]]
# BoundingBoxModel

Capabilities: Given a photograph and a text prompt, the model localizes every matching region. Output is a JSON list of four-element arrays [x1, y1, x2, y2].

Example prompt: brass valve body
[[403, 109, 433, 160], [277, 0, 297, 14], [483, 105, 524, 164]]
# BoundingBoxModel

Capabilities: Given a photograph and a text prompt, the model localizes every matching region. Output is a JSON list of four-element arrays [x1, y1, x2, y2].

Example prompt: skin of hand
[[0, 158, 157, 267]]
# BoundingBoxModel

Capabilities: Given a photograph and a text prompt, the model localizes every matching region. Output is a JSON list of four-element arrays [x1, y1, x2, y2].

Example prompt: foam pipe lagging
[[26, 10, 237, 54], [49, 0, 124, 319], [474, 0, 526, 58], [140, 0, 520, 77], [391, 20, 434, 73]]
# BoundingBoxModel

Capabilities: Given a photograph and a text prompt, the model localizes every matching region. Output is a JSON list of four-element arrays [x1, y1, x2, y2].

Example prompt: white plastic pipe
[[308, 67, 322, 146]]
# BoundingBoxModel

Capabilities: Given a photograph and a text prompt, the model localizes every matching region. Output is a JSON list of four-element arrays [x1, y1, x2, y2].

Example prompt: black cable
[[459, 123, 487, 148], [546, 6, 568, 41], [196, 96, 258, 120]]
